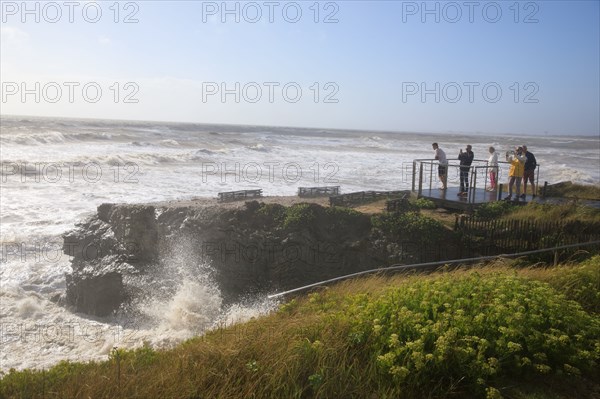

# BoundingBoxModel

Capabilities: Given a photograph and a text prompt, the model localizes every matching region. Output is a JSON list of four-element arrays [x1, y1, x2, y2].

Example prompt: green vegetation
[[324, 206, 364, 230], [372, 211, 447, 243], [413, 198, 436, 209], [520, 256, 600, 314], [349, 271, 599, 398], [276, 203, 367, 231], [3, 257, 599, 399], [256, 202, 286, 222], [474, 201, 517, 220], [281, 203, 317, 228]]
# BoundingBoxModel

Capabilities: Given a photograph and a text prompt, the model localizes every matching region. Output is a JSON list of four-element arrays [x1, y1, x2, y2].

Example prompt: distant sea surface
[[1, 115, 598, 370]]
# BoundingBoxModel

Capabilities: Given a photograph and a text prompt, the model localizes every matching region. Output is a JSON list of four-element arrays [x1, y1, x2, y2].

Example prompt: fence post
[[535, 166, 540, 198], [497, 184, 503, 201], [542, 181, 548, 198]]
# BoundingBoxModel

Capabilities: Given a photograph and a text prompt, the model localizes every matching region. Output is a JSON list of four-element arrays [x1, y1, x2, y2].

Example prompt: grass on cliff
[[2, 256, 600, 399], [474, 200, 600, 224], [542, 182, 600, 200]]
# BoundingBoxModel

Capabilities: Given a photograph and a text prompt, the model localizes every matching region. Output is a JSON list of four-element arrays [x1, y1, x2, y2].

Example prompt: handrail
[[267, 240, 600, 299], [412, 158, 541, 199]]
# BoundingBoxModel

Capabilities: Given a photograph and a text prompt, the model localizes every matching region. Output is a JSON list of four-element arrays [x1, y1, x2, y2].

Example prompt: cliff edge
[[62, 197, 423, 316]]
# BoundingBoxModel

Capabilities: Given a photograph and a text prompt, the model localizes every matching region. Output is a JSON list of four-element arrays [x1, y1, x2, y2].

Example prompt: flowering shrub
[[347, 272, 600, 397]]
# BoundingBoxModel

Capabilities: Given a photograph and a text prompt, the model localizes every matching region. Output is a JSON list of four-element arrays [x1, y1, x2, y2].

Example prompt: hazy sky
[[1, 1, 599, 135]]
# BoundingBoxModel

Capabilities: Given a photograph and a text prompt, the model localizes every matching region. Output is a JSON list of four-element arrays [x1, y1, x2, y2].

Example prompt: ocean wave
[[247, 144, 269, 152], [0, 130, 123, 146], [130, 139, 180, 147], [0, 151, 207, 169], [0, 131, 67, 145], [543, 163, 597, 185], [130, 141, 152, 147], [192, 148, 217, 156]]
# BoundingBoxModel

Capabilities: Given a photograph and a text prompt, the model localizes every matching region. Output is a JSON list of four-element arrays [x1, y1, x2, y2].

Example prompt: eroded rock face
[[62, 201, 419, 317], [63, 204, 159, 316]]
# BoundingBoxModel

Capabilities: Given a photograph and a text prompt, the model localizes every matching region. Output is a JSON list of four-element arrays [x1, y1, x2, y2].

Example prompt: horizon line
[[1, 113, 598, 139]]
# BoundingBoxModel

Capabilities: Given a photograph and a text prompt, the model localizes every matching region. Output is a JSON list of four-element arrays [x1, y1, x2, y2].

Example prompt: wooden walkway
[[418, 187, 537, 211]]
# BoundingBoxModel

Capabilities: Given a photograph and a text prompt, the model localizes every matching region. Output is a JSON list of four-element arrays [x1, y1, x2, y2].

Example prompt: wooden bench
[[217, 189, 263, 202], [298, 186, 340, 197]]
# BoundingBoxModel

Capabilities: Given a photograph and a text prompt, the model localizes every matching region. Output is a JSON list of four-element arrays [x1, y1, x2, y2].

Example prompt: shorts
[[438, 165, 447, 176], [523, 170, 535, 181]]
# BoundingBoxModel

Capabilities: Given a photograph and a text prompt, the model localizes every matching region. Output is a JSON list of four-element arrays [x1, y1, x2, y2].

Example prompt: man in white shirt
[[432, 143, 448, 190]]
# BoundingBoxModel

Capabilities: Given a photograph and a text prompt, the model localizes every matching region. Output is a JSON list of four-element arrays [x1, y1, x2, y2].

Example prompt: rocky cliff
[[62, 198, 443, 317]]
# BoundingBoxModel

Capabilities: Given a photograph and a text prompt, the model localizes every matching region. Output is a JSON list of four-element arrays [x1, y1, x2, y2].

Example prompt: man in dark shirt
[[522, 145, 537, 198], [458, 145, 474, 196]]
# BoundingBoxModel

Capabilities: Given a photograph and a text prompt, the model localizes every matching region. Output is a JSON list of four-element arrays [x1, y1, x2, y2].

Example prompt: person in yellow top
[[504, 146, 527, 201]]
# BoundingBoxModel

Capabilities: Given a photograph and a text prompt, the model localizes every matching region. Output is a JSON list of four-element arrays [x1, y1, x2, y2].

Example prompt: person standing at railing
[[522, 145, 537, 198], [487, 146, 498, 191], [457, 145, 474, 196], [505, 146, 527, 201], [432, 143, 448, 190]]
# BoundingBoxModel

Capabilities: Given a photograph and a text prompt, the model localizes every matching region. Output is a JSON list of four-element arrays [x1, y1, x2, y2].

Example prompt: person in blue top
[[457, 144, 474, 196]]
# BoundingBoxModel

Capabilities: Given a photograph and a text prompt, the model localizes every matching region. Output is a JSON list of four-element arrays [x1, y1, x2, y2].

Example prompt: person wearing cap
[[457, 144, 474, 196], [505, 146, 527, 201], [522, 145, 537, 198]]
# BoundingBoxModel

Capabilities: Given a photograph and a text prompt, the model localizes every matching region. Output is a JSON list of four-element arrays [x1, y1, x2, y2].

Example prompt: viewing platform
[[411, 158, 541, 211]]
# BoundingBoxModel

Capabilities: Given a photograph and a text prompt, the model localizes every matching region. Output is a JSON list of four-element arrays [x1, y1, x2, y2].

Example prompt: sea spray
[[121, 233, 275, 347]]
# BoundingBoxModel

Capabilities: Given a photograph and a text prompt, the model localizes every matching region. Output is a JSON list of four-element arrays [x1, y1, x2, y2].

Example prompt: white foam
[[142, 280, 223, 333], [16, 297, 42, 318]]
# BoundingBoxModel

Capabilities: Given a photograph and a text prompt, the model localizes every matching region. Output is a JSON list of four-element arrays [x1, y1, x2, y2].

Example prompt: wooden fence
[[454, 216, 600, 256]]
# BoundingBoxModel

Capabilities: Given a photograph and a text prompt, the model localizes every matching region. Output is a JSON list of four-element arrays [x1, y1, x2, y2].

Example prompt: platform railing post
[[469, 167, 476, 203], [474, 167, 477, 202], [412, 161, 416, 192], [483, 165, 488, 191], [418, 163, 423, 197], [429, 161, 433, 191]]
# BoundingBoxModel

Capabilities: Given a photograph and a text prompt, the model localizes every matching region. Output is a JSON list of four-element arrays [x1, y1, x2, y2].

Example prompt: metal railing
[[267, 240, 599, 298], [412, 158, 541, 204]]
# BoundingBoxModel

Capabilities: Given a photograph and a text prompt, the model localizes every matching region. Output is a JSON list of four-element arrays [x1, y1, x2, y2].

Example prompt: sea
[[1, 115, 598, 371]]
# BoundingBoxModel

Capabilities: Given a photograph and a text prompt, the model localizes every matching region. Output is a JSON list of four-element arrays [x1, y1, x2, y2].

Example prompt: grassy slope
[[1, 256, 599, 399]]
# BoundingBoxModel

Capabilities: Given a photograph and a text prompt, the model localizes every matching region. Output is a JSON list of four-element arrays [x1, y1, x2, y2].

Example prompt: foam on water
[[1, 115, 598, 370]]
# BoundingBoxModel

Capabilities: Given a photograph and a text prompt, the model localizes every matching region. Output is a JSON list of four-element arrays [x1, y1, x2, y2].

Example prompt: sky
[[1, 0, 599, 135]]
